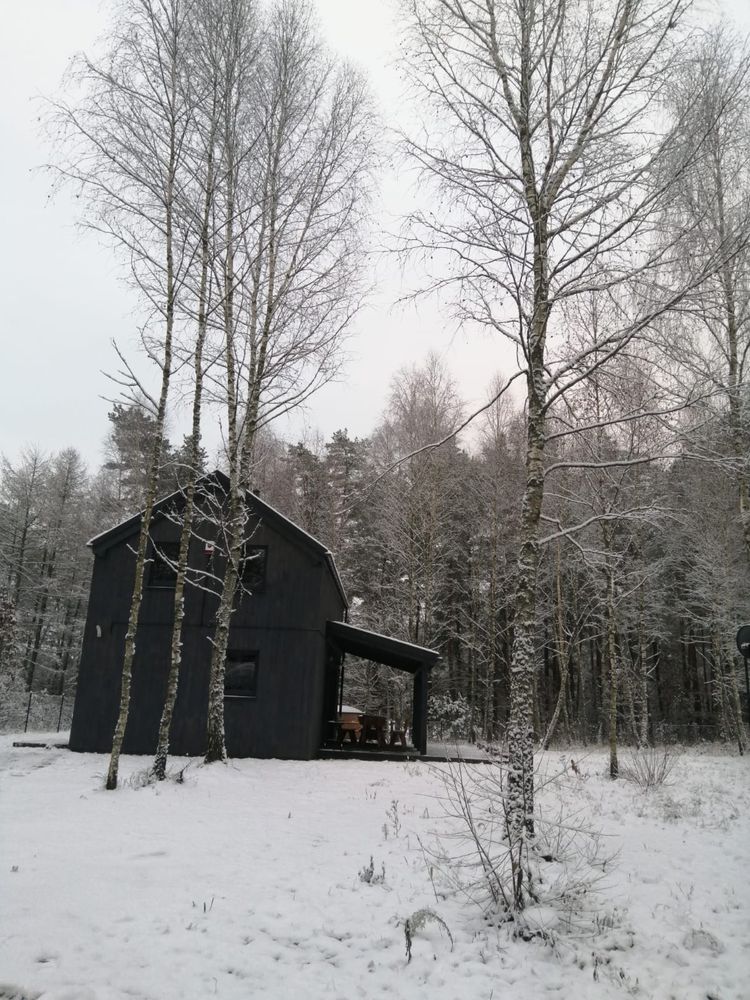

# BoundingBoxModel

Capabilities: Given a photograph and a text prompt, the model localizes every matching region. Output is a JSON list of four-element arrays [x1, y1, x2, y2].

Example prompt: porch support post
[[338, 654, 345, 714], [412, 665, 428, 754]]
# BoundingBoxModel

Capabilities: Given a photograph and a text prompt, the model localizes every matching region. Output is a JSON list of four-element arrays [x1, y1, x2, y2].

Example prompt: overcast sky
[[2, 0, 749, 468]]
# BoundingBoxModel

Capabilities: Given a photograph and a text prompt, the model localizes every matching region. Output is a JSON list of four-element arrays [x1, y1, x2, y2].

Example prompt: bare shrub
[[421, 758, 614, 938], [620, 746, 678, 790], [121, 761, 191, 789]]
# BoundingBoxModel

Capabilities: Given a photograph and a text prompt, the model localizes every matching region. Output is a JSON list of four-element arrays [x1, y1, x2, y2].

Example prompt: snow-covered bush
[[428, 692, 472, 742], [403, 908, 453, 962]]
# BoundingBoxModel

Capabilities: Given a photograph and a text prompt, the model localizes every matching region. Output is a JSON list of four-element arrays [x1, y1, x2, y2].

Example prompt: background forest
[[2, 349, 747, 752], [4, 4, 750, 993], [1, 0, 749, 774]]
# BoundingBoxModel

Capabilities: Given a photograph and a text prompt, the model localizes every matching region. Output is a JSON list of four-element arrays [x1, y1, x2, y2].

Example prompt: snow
[[1, 739, 748, 1000]]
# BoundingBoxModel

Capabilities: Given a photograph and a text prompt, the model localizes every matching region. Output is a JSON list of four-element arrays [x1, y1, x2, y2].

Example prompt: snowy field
[[1, 737, 748, 1000]]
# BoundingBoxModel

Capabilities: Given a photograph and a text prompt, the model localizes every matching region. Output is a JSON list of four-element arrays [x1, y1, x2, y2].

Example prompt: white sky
[[2, 0, 749, 467]]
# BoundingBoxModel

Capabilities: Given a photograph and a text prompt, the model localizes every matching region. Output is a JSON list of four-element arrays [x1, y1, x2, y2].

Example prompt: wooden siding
[[69, 489, 347, 759]]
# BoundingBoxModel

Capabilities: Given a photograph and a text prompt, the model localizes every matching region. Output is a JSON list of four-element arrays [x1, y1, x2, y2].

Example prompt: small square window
[[224, 652, 258, 699], [241, 545, 267, 591], [148, 541, 180, 587]]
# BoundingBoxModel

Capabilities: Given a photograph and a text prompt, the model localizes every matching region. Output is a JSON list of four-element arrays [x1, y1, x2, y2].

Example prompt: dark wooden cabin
[[69, 471, 438, 760]]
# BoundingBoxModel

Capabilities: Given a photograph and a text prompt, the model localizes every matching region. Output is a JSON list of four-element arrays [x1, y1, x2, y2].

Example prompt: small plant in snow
[[620, 745, 678, 789], [359, 856, 386, 885], [386, 799, 401, 837], [192, 897, 215, 913], [403, 908, 453, 962], [123, 766, 158, 789]]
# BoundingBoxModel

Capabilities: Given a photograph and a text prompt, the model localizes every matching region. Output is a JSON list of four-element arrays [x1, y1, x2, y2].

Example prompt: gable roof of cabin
[[87, 469, 348, 608]]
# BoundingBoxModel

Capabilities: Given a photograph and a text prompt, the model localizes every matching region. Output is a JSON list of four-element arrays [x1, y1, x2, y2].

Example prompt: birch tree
[[52, 0, 198, 788], [203, 0, 375, 762], [400, 0, 735, 847], [150, 0, 231, 781]]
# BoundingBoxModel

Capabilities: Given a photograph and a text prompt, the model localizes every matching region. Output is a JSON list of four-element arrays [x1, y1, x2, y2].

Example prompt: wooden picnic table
[[337, 711, 362, 745], [336, 712, 409, 750], [359, 714, 388, 748]]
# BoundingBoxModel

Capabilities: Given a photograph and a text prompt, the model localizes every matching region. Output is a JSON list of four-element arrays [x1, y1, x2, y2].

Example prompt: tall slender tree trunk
[[106, 23, 180, 789], [727, 656, 746, 756], [606, 564, 619, 779], [153, 125, 216, 781], [507, 385, 546, 839], [541, 542, 569, 750], [637, 590, 649, 746], [623, 661, 638, 748], [506, 206, 549, 838], [204, 147, 239, 765]]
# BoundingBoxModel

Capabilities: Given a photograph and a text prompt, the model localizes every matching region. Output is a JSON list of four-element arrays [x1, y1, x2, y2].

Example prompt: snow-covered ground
[[1, 737, 748, 1000]]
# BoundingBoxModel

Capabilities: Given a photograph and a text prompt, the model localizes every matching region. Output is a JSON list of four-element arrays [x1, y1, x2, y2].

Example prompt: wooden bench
[[337, 712, 362, 745], [389, 724, 408, 747]]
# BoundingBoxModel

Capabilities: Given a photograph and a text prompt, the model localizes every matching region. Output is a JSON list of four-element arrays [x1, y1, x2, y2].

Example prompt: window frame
[[223, 650, 259, 700], [147, 540, 181, 589]]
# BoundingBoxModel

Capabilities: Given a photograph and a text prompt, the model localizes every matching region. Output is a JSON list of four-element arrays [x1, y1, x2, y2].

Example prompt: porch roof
[[326, 620, 439, 674]]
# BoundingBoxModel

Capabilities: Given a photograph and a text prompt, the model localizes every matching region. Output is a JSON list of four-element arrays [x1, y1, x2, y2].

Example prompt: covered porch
[[321, 620, 439, 756]]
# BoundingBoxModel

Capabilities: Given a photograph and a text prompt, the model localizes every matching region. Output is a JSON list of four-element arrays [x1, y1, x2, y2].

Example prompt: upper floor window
[[241, 544, 267, 592], [148, 541, 180, 588]]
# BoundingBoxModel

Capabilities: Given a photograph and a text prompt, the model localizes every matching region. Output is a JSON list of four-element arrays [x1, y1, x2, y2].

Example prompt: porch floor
[[317, 740, 493, 764]]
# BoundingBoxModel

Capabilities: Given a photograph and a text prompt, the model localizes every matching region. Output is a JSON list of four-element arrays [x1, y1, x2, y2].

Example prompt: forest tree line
[[2, 0, 750, 805], [1, 347, 747, 751]]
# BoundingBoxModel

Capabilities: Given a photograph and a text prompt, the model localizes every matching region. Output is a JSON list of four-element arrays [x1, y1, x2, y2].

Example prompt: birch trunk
[[106, 12, 180, 789], [152, 120, 216, 780], [204, 135, 239, 765], [507, 379, 546, 838], [506, 182, 549, 837], [200, 1, 373, 762]]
